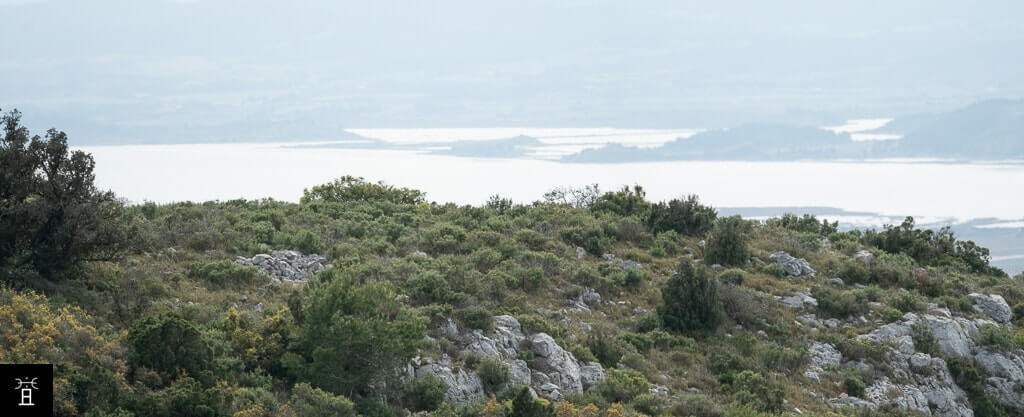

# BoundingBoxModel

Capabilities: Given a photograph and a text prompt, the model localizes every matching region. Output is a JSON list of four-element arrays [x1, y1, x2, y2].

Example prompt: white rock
[[854, 250, 874, 260], [769, 251, 816, 277], [969, 293, 1013, 323], [781, 292, 818, 309], [414, 362, 485, 403]]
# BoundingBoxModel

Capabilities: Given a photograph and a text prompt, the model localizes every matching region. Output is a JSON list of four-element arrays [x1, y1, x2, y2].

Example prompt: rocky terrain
[[235, 249, 326, 281]]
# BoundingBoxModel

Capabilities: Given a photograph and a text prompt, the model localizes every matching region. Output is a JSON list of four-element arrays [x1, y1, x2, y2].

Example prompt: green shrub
[[671, 394, 724, 417], [287, 273, 426, 396], [514, 228, 551, 250], [814, 286, 873, 318], [912, 321, 939, 356], [519, 267, 548, 291], [881, 307, 905, 323], [717, 269, 746, 286], [187, 260, 266, 287], [889, 291, 925, 313], [718, 284, 773, 329], [591, 185, 651, 217], [510, 386, 554, 417], [471, 247, 505, 271], [622, 268, 646, 288], [837, 260, 871, 285], [660, 260, 722, 334], [285, 229, 324, 254], [128, 313, 212, 379], [652, 230, 680, 257], [763, 344, 807, 371], [704, 216, 750, 266], [404, 375, 447, 412], [631, 393, 667, 415], [458, 305, 495, 332], [724, 406, 774, 417], [301, 175, 425, 205], [291, 382, 358, 417], [596, 369, 649, 403], [422, 223, 469, 254], [645, 195, 717, 236], [559, 225, 613, 257], [760, 262, 786, 278], [731, 371, 784, 413], [462, 352, 481, 369], [843, 372, 866, 397], [568, 344, 598, 363], [770, 213, 838, 236], [976, 324, 1019, 350], [618, 332, 655, 352], [407, 271, 451, 305], [476, 357, 510, 388], [586, 330, 627, 368], [864, 216, 993, 274], [517, 314, 559, 337]]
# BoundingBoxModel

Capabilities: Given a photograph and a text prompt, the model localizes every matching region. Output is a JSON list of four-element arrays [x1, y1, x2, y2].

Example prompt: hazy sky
[[2, 0, 1022, 143]]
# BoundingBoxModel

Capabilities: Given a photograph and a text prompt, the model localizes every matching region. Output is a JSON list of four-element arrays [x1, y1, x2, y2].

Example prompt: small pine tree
[[658, 260, 723, 334]]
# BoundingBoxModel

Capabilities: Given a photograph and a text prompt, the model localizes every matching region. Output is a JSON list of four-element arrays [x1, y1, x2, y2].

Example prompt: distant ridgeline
[[563, 99, 1024, 162]]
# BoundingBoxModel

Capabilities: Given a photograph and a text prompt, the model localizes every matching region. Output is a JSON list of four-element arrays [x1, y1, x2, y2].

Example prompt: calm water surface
[[80, 143, 1022, 221]]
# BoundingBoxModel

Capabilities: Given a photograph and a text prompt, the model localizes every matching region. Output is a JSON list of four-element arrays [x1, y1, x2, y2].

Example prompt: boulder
[[969, 293, 1013, 323], [809, 342, 842, 369], [860, 313, 979, 359], [804, 342, 841, 382], [863, 377, 931, 416], [509, 359, 532, 386], [780, 292, 818, 309], [569, 287, 602, 313], [462, 315, 524, 359], [580, 287, 601, 305], [768, 251, 816, 277], [414, 360, 485, 403], [854, 250, 874, 261], [920, 315, 976, 358], [531, 333, 584, 395], [235, 249, 326, 282], [850, 314, 978, 417], [428, 315, 605, 403], [579, 362, 605, 391], [973, 348, 1024, 410]]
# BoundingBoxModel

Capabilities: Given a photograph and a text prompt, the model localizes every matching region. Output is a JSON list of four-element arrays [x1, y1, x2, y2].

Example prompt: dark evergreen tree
[[1, 109, 136, 281], [704, 215, 750, 266], [659, 260, 722, 334]]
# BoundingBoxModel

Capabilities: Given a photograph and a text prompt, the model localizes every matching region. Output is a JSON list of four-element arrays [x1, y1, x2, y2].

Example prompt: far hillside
[[562, 99, 1024, 163]]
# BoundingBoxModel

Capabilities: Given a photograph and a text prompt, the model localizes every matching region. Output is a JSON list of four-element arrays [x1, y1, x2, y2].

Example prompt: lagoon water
[[81, 142, 1021, 221]]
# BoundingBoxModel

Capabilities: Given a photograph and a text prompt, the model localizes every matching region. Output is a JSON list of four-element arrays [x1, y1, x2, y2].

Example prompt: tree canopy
[[1, 109, 136, 282]]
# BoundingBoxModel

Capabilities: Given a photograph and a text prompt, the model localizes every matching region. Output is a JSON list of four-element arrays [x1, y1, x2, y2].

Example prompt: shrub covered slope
[[3, 112, 1024, 417]]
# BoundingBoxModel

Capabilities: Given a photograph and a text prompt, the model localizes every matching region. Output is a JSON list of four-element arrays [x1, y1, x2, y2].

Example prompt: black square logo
[[0, 364, 53, 417]]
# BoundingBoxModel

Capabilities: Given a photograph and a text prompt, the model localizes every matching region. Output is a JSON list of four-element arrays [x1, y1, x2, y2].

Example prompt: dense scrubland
[[3, 111, 1024, 417]]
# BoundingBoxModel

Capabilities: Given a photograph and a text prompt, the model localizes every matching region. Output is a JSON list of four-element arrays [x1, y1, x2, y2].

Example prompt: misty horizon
[[3, 0, 1024, 143]]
